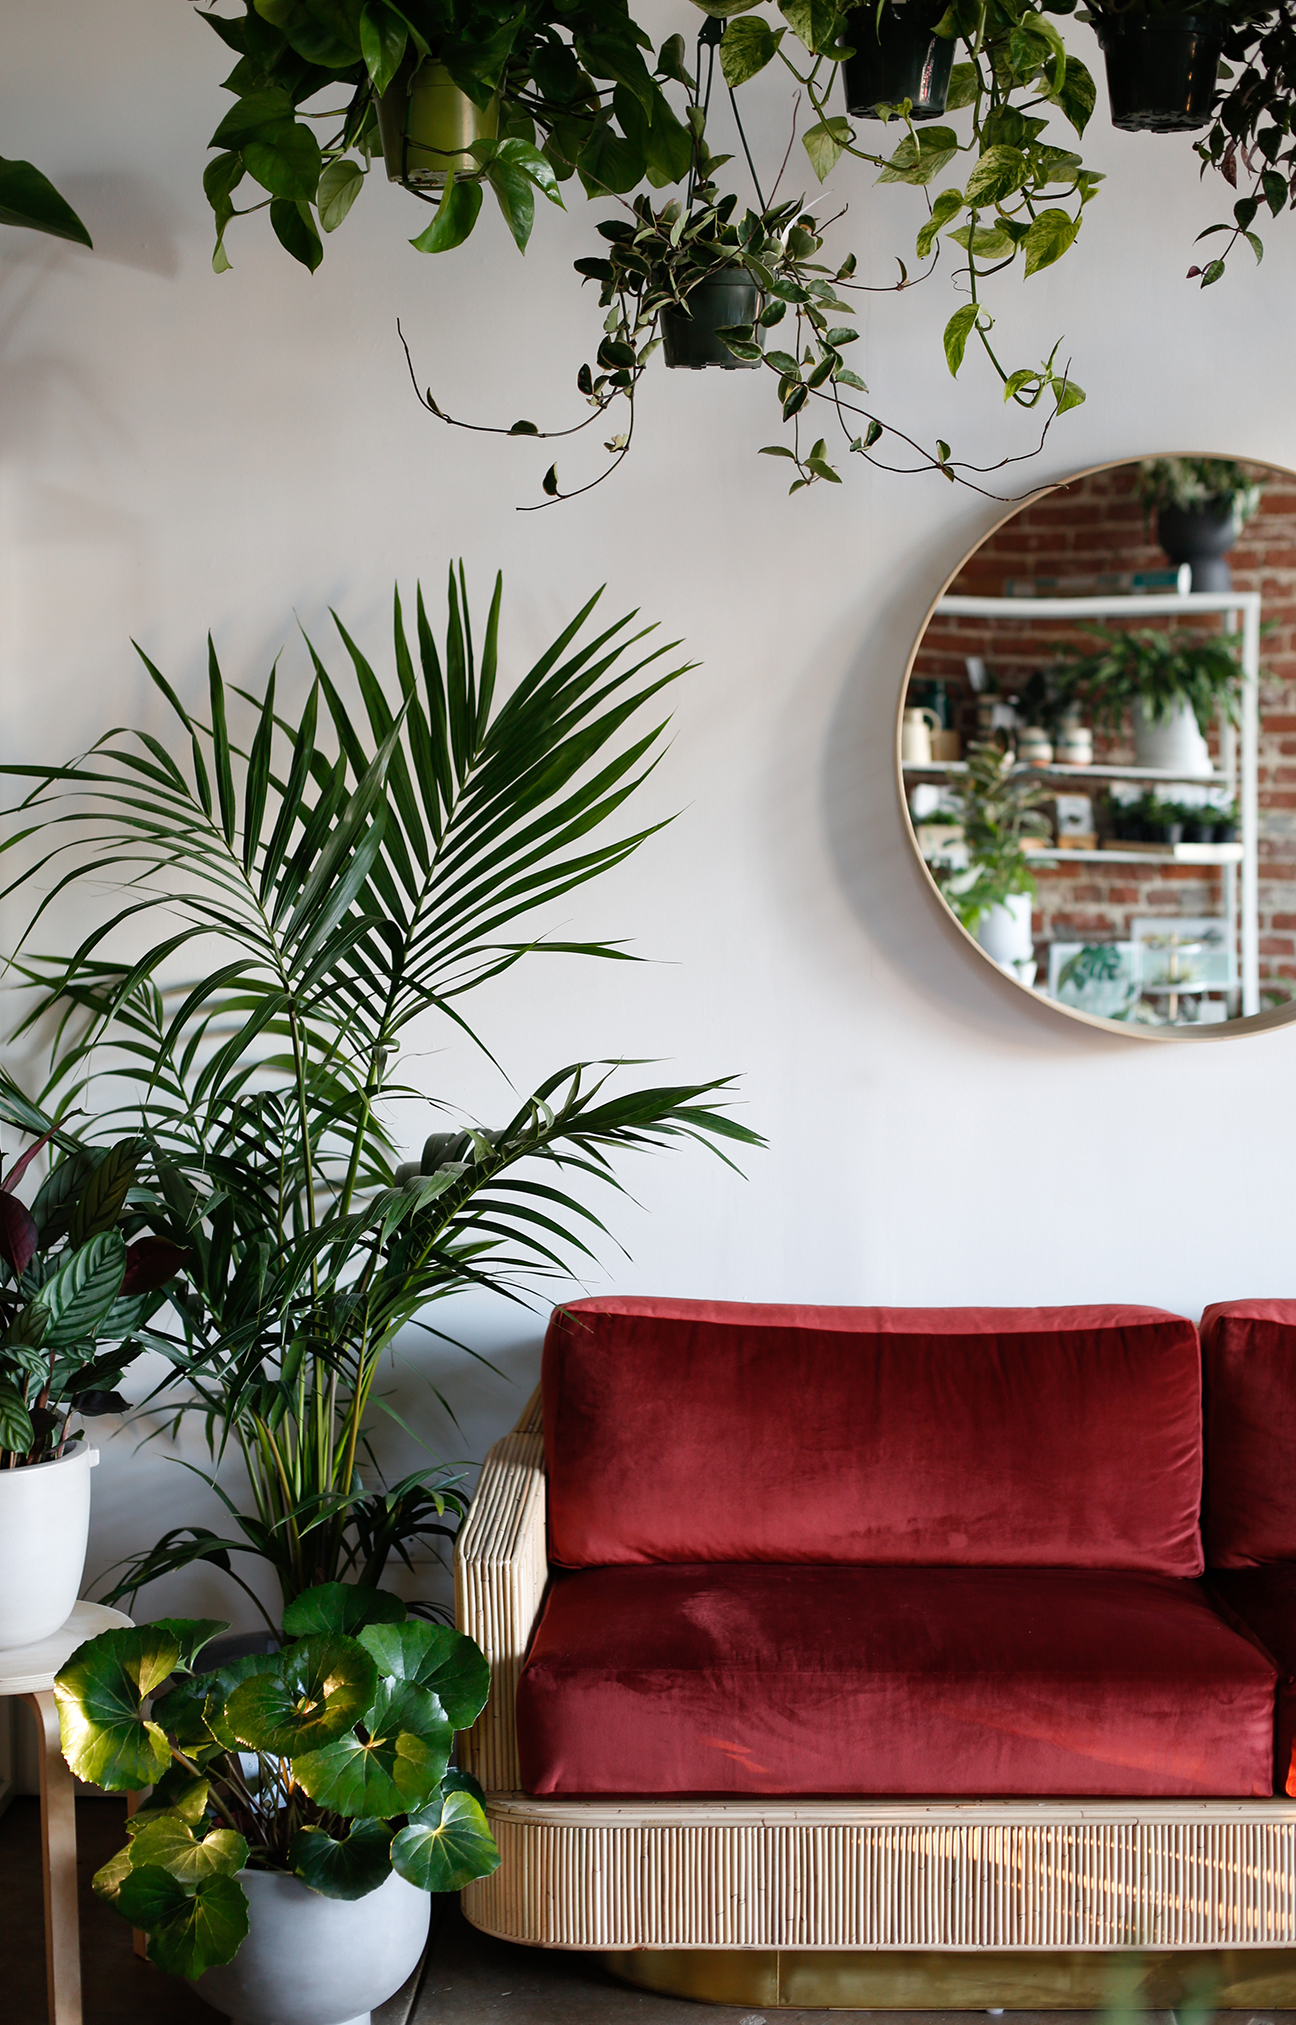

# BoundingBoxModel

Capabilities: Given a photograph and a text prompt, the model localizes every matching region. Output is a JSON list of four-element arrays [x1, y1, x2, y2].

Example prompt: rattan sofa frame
[[453, 1392, 1296, 2008]]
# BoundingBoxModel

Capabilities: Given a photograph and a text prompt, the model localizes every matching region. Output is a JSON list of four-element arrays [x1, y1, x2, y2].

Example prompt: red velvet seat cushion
[[1209, 1565, 1296, 1794], [544, 1300, 1204, 1574], [516, 1564, 1275, 1798], [1201, 1301, 1296, 1566]]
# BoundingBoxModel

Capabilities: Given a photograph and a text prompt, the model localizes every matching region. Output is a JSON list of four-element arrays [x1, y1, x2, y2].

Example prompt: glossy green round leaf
[[357, 1620, 489, 1731], [291, 1679, 451, 1818], [54, 1628, 179, 1791], [290, 1819, 394, 1899], [128, 1814, 248, 1885], [92, 1841, 133, 1908], [281, 1582, 406, 1640], [245, 123, 323, 202], [255, 0, 363, 68], [117, 1866, 250, 1979], [225, 1635, 377, 1755], [390, 1788, 500, 1893]]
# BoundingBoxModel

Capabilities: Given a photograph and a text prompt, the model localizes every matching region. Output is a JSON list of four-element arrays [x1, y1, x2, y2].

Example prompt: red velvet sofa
[[455, 1298, 1296, 2008]]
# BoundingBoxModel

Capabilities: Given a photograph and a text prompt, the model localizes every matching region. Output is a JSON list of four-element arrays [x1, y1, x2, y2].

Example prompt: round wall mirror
[[899, 456, 1296, 1037]]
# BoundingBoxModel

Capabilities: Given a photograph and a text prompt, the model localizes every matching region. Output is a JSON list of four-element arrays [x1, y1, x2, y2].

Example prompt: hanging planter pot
[[1155, 495, 1239, 591], [376, 54, 498, 188], [843, 0, 955, 121], [1095, 13, 1223, 134], [660, 268, 763, 370], [0, 1445, 98, 1651], [192, 1867, 431, 2025]]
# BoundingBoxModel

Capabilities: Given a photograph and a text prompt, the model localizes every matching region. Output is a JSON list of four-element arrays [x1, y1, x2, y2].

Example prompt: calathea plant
[[2, 568, 759, 1621], [0, 1107, 186, 1466], [54, 1582, 498, 1977], [199, 0, 692, 271]]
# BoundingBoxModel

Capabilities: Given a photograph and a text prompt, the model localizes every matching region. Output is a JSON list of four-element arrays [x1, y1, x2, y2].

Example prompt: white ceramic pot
[[1132, 697, 1212, 777], [975, 892, 1035, 969], [192, 1868, 431, 2025], [0, 1445, 98, 1650]]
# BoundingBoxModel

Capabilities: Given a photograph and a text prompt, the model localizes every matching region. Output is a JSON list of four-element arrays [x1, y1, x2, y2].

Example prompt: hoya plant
[[53, 1582, 498, 1978], [0, 1109, 186, 1466]]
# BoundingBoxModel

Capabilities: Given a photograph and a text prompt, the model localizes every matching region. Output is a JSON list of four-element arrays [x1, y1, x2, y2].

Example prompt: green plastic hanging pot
[[660, 268, 764, 370], [1095, 13, 1222, 133], [377, 54, 498, 186], [843, 1, 954, 120]]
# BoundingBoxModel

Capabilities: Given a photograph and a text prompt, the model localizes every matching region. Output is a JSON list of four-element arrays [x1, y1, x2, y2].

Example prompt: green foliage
[[935, 741, 1051, 930], [1135, 456, 1263, 527], [1048, 625, 1245, 738], [1192, 2, 1296, 281], [1, 569, 759, 1615], [0, 157, 92, 246], [0, 1115, 185, 1465], [199, 0, 690, 270], [56, 1588, 495, 1978]]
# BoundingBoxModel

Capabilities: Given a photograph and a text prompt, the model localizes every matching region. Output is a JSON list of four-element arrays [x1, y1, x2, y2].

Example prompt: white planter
[[192, 1867, 431, 2025], [0, 1445, 98, 1650], [1132, 697, 1213, 777], [975, 892, 1035, 970]]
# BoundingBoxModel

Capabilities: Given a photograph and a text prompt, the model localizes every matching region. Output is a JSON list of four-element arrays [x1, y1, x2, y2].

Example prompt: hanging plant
[[404, 21, 1071, 501], [198, 0, 693, 271], [705, 0, 1101, 415], [1190, 0, 1296, 284]]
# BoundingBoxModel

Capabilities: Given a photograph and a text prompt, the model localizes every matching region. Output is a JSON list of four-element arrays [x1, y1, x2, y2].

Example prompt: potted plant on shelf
[[2, 568, 761, 1626], [1137, 456, 1263, 590], [936, 742, 1052, 979], [1083, 0, 1230, 133], [54, 1583, 498, 2021], [0, 1106, 185, 1650], [1049, 623, 1242, 775]]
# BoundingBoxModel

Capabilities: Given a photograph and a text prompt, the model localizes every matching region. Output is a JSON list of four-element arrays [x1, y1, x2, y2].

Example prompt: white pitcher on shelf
[[901, 707, 941, 765]]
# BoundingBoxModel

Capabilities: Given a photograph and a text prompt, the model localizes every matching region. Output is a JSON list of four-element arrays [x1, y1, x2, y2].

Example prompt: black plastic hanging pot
[[843, 0, 955, 120], [1156, 496, 1238, 591], [660, 268, 763, 370], [1095, 12, 1222, 134]]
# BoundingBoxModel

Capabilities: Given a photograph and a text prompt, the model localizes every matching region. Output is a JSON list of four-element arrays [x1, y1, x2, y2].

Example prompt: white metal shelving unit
[[915, 590, 1262, 1017]]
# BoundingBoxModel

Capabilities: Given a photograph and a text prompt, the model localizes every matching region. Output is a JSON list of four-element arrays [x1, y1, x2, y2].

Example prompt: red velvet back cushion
[[543, 1299, 1203, 1574], [1202, 1300, 1296, 1566]]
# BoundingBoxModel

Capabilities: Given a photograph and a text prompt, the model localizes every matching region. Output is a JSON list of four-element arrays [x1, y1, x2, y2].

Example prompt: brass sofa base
[[603, 1946, 1296, 2011]]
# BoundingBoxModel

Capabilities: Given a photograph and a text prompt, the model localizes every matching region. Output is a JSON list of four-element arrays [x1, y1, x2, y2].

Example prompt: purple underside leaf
[[0, 1191, 38, 1276], [121, 1237, 190, 1298]]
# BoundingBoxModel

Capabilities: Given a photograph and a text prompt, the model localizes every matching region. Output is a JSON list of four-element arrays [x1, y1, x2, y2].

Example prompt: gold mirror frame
[[897, 456, 1296, 1041]]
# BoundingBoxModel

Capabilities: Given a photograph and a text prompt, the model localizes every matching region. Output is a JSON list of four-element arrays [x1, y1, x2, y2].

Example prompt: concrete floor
[[2, 1797, 1292, 2024]]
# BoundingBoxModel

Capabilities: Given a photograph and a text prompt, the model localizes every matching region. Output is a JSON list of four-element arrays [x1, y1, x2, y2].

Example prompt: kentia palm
[[1, 568, 758, 1626]]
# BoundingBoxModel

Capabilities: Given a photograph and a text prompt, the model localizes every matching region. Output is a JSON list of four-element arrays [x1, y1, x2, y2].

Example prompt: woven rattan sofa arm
[[454, 1387, 547, 1792]]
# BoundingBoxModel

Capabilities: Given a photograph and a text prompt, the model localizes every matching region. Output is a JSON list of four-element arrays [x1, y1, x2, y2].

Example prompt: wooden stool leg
[[24, 1690, 82, 2025]]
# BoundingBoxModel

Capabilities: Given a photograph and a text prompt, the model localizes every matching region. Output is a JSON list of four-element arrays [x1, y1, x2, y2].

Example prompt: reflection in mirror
[[899, 457, 1296, 1032]]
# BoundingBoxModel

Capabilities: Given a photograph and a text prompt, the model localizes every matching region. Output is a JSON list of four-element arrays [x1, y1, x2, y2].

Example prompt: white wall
[[3, 0, 1295, 1631]]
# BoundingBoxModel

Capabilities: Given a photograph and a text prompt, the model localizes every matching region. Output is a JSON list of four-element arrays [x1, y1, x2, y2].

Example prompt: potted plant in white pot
[[1049, 623, 1242, 775], [936, 743, 1052, 983], [53, 1582, 498, 2024], [0, 1109, 185, 1649], [1, 568, 761, 1630]]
